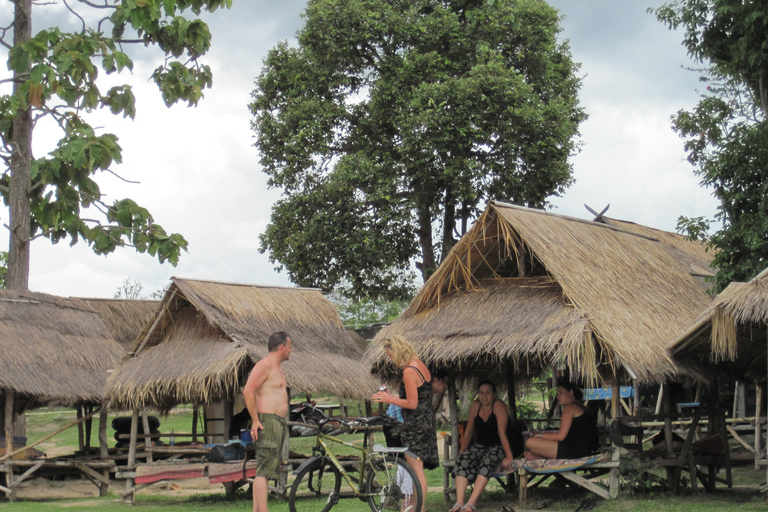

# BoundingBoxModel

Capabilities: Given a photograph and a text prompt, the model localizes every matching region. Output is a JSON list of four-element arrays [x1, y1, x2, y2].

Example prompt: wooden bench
[[442, 427, 620, 505]]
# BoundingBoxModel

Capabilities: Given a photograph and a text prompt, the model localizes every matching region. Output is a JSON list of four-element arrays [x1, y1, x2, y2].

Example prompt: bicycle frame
[[306, 428, 378, 497]]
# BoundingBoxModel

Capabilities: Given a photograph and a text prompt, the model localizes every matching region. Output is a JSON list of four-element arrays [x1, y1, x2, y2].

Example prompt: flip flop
[[461, 505, 476, 512], [448, 503, 463, 512]]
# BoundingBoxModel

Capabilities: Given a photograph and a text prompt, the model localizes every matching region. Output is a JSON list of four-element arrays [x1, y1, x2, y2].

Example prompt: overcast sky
[[1, 0, 719, 298]]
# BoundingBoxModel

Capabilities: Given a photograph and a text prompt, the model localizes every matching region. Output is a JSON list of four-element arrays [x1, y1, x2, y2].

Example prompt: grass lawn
[[6, 407, 768, 511]]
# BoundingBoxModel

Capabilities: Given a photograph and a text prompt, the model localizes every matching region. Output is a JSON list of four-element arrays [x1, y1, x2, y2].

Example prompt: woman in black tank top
[[372, 336, 438, 512], [449, 381, 515, 512], [524, 382, 599, 460]]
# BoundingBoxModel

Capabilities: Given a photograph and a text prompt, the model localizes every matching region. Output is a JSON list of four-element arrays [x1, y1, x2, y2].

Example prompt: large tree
[[654, 0, 768, 292], [251, 0, 585, 299], [1, 0, 233, 290]]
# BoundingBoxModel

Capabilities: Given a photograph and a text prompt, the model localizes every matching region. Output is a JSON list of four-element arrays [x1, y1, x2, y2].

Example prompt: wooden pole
[[141, 409, 153, 463], [4, 389, 15, 500], [755, 385, 762, 471], [506, 360, 517, 427], [84, 403, 93, 452], [76, 404, 85, 454], [633, 380, 640, 416], [192, 406, 199, 443], [611, 381, 620, 420], [98, 404, 109, 497], [448, 377, 459, 458], [123, 408, 139, 503]]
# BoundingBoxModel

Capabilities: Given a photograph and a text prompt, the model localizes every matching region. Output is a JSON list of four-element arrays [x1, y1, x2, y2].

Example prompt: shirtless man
[[243, 331, 292, 512]]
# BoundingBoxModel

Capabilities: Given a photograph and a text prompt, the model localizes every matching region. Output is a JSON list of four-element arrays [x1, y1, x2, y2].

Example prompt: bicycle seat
[[373, 443, 409, 454]]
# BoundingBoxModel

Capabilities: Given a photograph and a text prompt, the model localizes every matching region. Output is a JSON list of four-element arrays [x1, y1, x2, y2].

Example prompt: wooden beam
[[74, 461, 111, 486], [131, 289, 177, 358], [7, 460, 43, 489], [559, 470, 610, 500]]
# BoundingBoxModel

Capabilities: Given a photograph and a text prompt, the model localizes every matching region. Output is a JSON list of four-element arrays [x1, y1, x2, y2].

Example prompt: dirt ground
[[14, 476, 226, 500]]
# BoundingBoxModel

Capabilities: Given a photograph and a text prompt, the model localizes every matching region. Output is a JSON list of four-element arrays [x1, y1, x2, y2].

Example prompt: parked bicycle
[[288, 416, 424, 512]]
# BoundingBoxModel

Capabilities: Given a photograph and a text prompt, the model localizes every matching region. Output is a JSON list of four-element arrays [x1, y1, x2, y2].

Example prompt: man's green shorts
[[254, 413, 286, 479]]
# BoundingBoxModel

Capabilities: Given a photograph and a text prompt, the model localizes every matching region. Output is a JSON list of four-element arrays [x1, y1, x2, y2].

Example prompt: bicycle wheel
[[364, 455, 423, 512], [288, 457, 343, 512]]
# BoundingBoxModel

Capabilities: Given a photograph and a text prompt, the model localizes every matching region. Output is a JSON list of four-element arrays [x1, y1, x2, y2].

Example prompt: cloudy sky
[[1, 0, 719, 298]]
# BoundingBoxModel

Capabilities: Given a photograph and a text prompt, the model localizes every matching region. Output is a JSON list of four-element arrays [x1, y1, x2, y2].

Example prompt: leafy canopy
[[1, 0, 232, 274], [653, 1, 768, 291], [251, 0, 585, 299]]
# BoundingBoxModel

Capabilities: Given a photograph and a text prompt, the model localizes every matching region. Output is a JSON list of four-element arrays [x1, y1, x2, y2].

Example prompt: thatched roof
[[0, 290, 124, 406], [668, 267, 768, 383], [603, 218, 716, 292], [83, 298, 159, 350], [105, 278, 376, 410], [366, 201, 713, 385]]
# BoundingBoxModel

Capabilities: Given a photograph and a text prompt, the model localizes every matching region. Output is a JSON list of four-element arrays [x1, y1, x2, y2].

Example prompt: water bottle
[[169, 430, 175, 446]]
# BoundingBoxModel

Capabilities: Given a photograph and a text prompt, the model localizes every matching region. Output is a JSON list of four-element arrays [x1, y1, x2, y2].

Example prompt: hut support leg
[[4, 389, 15, 501], [98, 405, 109, 496], [84, 403, 93, 452], [76, 404, 85, 456], [755, 386, 763, 471], [141, 409, 153, 463], [518, 469, 528, 506], [446, 377, 459, 503], [192, 406, 199, 443], [123, 409, 139, 504]]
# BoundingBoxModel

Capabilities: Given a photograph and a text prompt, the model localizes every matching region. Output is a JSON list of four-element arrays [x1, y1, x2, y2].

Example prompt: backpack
[[206, 442, 245, 463]]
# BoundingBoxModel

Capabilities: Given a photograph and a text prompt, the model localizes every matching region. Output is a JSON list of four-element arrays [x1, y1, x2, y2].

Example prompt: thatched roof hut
[[669, 267, 768, 383], [83, 298, 159, 351], [105, 278, 376, 411], [0, 290, 124, 406], [365, 201, 713, 386]]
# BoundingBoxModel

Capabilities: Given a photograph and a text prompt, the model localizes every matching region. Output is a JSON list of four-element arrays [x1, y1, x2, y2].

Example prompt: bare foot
[[524, 450, 535, 460]]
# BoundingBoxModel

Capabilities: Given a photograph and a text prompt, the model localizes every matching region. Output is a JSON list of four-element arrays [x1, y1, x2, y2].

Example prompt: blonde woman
[[373, 336, 439, 511]]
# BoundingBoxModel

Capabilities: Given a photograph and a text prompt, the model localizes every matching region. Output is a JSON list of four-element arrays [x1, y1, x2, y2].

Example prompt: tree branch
[[63, 0, 87, 33]]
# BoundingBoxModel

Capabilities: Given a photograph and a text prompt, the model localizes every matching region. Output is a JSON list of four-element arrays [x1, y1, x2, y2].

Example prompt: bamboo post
[[98, 405, 109, 497], [84, 403, 93, 452], [448, 377, 459, 458], [192, 406, 198, 443], [76, 404, 85, 454], [123, 408, 139, 503], [755, 385, 762, 471], [506, 361, 517, 427], [611, 381, 620, 420], [141, 409, 153, 463], [4, 389, 14, 500], [633, 380, 640, 416]]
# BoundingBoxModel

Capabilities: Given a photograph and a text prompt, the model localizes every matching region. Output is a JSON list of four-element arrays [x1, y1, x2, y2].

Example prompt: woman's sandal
[[461, 505, 476, 512], [448, 503, 463, 512]]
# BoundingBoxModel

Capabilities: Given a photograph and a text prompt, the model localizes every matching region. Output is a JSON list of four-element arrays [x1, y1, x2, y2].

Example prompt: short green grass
[[9, 407, 768, 511]]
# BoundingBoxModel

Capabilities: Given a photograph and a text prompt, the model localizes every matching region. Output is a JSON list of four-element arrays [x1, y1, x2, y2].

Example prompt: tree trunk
[[416, 205, 435, 282], [8, 0, 33, 291], [441, 187, 456, 261]]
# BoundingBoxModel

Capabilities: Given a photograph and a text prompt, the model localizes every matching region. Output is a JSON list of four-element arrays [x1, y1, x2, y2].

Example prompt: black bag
[[206, 443, 245, 462]]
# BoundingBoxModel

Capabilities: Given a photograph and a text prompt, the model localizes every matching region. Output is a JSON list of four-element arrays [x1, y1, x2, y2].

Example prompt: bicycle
[[288, 416, 424, 512]]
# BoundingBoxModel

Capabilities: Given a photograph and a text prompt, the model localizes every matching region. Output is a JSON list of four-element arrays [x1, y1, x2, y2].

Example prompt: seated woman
[[449, 381, 514, 512], [525, 381, 599, 460]]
